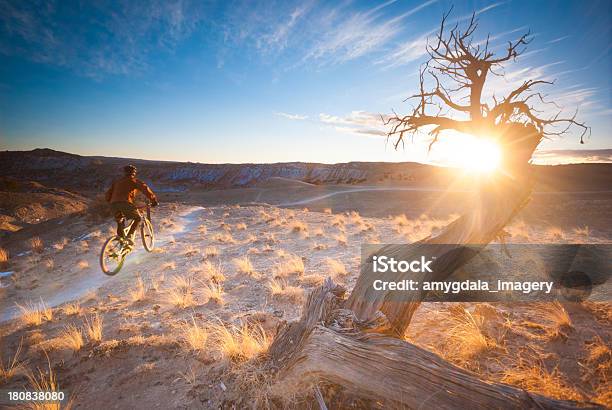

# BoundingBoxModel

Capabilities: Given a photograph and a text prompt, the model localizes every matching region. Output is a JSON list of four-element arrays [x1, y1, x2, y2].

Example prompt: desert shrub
[[273, 254, 304, 277], [84, 314, 103, 343], [0, 340, 26, 382], [181, 316, 208, 351], [289, 220, 308, 233], [269, 278, 304, 302], [204, 246, 219, 258], [202, 281, 224, 305], [63, 303, 82, 316], [199, 261, 226, 283], [17, 300, 53, 326], [325, 258, 347, 276], [233, 256, 254, 275], [57, 325, 84, 351], [210, 322, 269, 362], [128, 277, 148, 302], [29, 236, 44, 254], [0, 247, 8, 269]]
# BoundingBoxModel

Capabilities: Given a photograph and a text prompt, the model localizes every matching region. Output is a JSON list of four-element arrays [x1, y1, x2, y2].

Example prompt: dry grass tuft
[[198, 224, 208, 234], [312, 227, 324, 237], [325, 258, 347, 277], [393, 214, 411, 228], [289, 220, 308, 233], [212, 232, 236, 243], [25, 358, 75, 409], [273, 254, 304, 277], [84, 315, 104, 343], [235, 222, 247, 230], [199, 261, 226, 283], [78, 240, 89, 253], [312, 242, 328, 251], [204, 246, 219, 258], [573, 226, 590, 237], [162, 261, 176, 271], [233, 256, 255, 275], [17, 299, 53, 326], [300, 274, 325, 287], [128, 277, 148, 302], [44, 258, 55, 271], [331, 214, 346, 227], [546, 226, 566, 241], [180, 316, 208, 351], [501, 362, 582, 401], [0, 339, 26, 382], [269, 278, 304, 302], [507, 220, 530, 240], [166, 275, 195, 308], [183, 246, 200, 257], [63, 303, 82, 316], [540, 302, 573, 338], [210, 322, 269, 363], [333, 233, 347, 246], [57, 325, 84, 351], [52, 237, 69, 251], [77, 260, 89, 270], [0, 247, 8, 269], [29, 236, 44, 254], [202, 281, 225, 305], [443, 306, 498, 365]]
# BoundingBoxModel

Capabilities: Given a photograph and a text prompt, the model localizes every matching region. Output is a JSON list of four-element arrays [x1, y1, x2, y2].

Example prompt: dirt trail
[[0, 206, 205, 323], [279, 186, 612, 207]]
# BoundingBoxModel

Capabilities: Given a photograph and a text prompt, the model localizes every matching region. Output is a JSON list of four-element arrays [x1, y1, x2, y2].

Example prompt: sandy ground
[[0, 199, 610, 408]]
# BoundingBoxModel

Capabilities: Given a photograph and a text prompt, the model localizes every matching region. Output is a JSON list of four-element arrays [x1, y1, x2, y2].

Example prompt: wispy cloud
[[547, 35, 570, 44], [221, 0, 437, 69], [377, 1, 510, 69], [533, 149, 612, 164], [274, 111, 308, 120], [0, 0, 205, 78], [319, 111, 389, 136]]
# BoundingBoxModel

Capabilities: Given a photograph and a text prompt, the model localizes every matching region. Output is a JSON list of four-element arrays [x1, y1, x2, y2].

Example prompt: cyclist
[[105, 165, 158, 249]]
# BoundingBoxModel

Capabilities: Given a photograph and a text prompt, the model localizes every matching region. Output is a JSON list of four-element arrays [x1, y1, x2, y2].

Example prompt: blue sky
[[0, 0, 610, 165]]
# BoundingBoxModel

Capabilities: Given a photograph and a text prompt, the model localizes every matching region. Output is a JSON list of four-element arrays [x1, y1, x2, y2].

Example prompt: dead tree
[[261, 12, 596, 409]]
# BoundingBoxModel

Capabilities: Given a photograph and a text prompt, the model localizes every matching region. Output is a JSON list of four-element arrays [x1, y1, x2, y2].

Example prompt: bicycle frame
[[117, 203, 151, 237]]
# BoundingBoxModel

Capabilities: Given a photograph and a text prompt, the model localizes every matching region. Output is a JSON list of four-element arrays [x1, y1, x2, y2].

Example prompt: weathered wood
[[268, 279, 601, 409], [345, 172, 533, 335]]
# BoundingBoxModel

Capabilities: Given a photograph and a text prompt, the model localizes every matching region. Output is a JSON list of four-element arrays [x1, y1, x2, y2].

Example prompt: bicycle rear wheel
[[100, 236, 126, 275], [141, 218, 155, 252]]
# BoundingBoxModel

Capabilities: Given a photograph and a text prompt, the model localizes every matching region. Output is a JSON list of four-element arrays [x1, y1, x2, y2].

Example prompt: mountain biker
[[105, 165, 158, 249]]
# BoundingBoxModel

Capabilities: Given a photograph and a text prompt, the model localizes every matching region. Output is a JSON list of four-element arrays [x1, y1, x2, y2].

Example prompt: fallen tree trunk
[[267, 279, 600, 409]]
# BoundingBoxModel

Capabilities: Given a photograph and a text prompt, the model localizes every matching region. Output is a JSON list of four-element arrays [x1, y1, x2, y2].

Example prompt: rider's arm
[[135, 179, 157, 203]]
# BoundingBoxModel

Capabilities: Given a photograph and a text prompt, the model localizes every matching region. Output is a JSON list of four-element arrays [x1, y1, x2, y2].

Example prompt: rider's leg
[[126, 213, 142, 240], [116, 218, 126, 238]]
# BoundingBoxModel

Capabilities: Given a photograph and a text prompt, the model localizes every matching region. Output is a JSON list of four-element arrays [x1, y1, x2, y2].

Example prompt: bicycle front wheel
[[100, 236, 126, 275], [141, 218, 155, 252]]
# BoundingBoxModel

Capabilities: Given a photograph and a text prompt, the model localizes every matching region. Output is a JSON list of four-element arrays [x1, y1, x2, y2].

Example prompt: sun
[[456, 138, 502, 172], [436, 134, 502, 173]]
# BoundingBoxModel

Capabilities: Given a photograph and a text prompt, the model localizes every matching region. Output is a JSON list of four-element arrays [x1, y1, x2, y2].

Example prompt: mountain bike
[[99, 202, 155, 275]]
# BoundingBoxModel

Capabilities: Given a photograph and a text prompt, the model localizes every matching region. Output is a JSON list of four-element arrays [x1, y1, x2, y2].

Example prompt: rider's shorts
[[110, 201, 140, 222]]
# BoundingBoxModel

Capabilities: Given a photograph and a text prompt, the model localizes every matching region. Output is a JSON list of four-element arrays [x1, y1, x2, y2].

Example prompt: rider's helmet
[[124, 165, 137, 176]]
